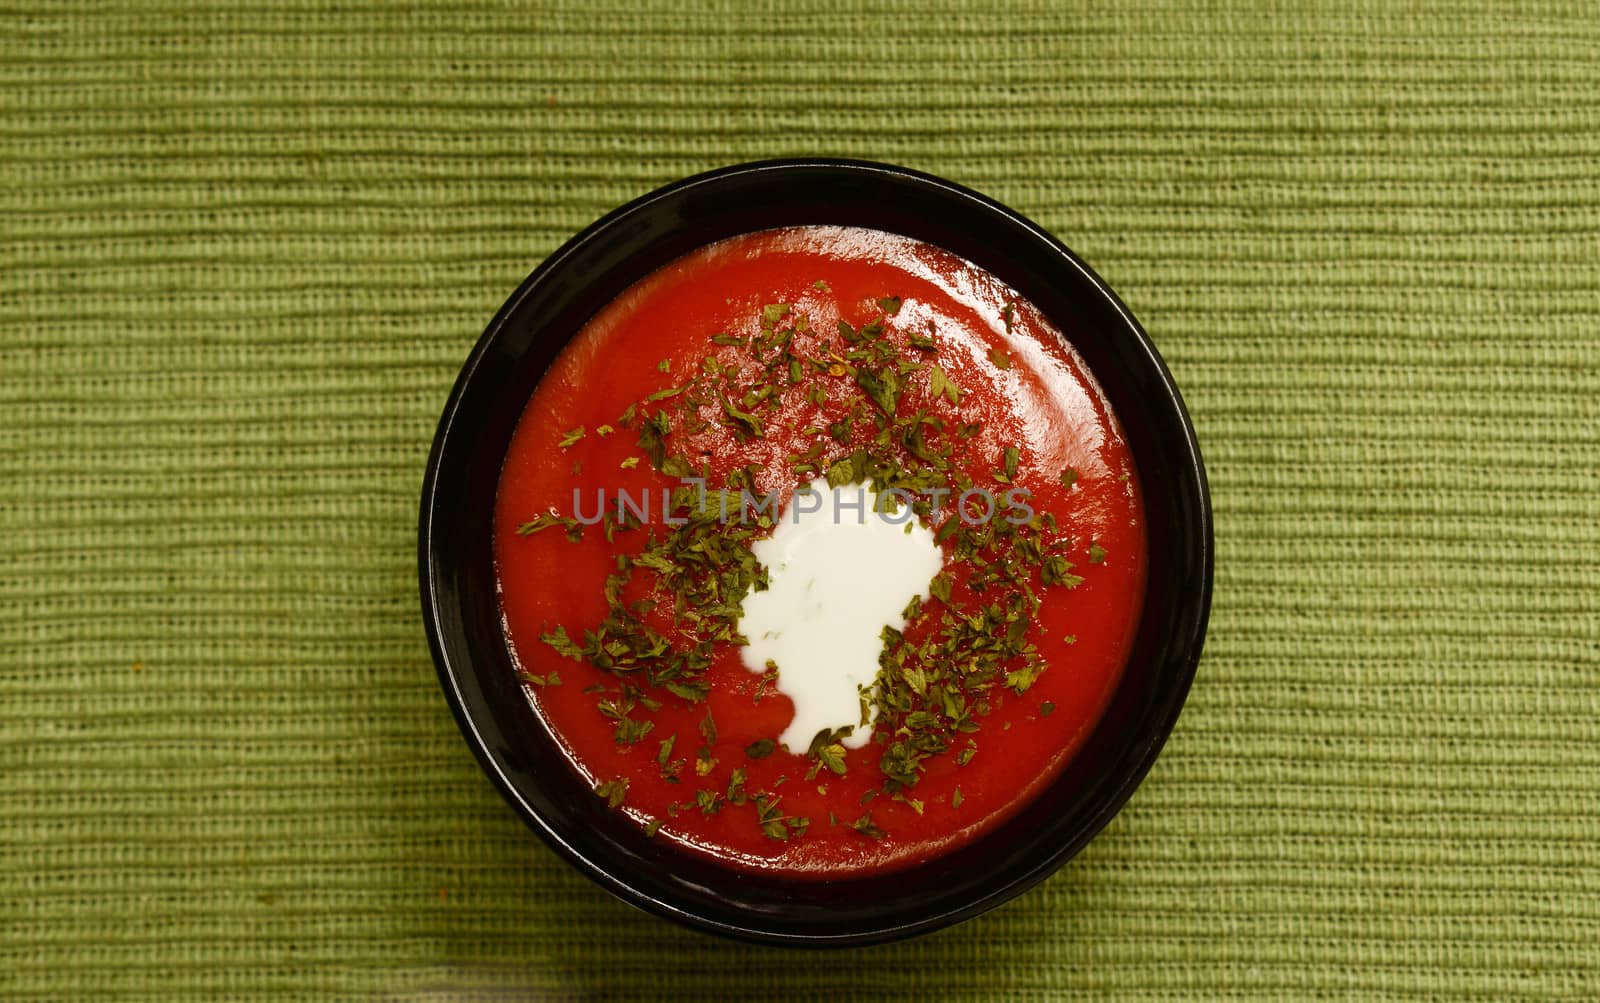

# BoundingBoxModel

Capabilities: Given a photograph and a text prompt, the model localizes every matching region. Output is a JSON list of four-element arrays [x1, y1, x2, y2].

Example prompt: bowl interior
[[420, 160, 1212, 946]]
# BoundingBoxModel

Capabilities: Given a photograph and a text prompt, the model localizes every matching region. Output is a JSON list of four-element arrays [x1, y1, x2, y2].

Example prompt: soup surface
[[495, 226, 1146, 876]]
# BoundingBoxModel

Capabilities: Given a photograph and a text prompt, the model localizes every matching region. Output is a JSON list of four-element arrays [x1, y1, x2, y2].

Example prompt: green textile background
[[3, 1, 1597, 999]]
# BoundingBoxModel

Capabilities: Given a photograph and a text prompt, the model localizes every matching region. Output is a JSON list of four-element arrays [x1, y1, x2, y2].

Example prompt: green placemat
[[3, 2, 1597, 999]]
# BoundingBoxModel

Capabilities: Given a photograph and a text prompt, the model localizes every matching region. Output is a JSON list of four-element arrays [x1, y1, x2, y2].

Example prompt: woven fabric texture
[[3, 2, 1597, 999]]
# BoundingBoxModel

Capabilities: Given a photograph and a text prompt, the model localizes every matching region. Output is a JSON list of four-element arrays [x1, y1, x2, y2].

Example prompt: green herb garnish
[[594, 778, 628, 808], [849, 812, 885, 839], [815, 743, 848, 776], [521, 292, 1102, 845], [927, 365, 961, 405]]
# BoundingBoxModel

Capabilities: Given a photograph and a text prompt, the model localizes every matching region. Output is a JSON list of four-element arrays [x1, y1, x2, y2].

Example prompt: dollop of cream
[[738, 478, 944, 752]]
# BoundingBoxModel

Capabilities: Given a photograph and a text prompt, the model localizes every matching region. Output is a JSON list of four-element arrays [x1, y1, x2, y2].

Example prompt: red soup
[[495, 226, 1146, 878]]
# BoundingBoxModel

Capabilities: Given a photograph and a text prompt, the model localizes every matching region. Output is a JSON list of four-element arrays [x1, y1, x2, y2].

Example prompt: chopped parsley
[[516, 293, 1096, 844]]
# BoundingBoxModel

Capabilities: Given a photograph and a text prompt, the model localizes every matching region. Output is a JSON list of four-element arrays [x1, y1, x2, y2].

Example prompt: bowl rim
[[419, 157, 1213, 946]]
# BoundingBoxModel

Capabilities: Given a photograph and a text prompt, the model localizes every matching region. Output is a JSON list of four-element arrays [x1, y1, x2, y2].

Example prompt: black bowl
[[419, 159, 1212, 947]]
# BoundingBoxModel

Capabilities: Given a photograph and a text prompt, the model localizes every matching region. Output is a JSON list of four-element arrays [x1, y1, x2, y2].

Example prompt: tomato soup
[[494, 226, 1146, 877]]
